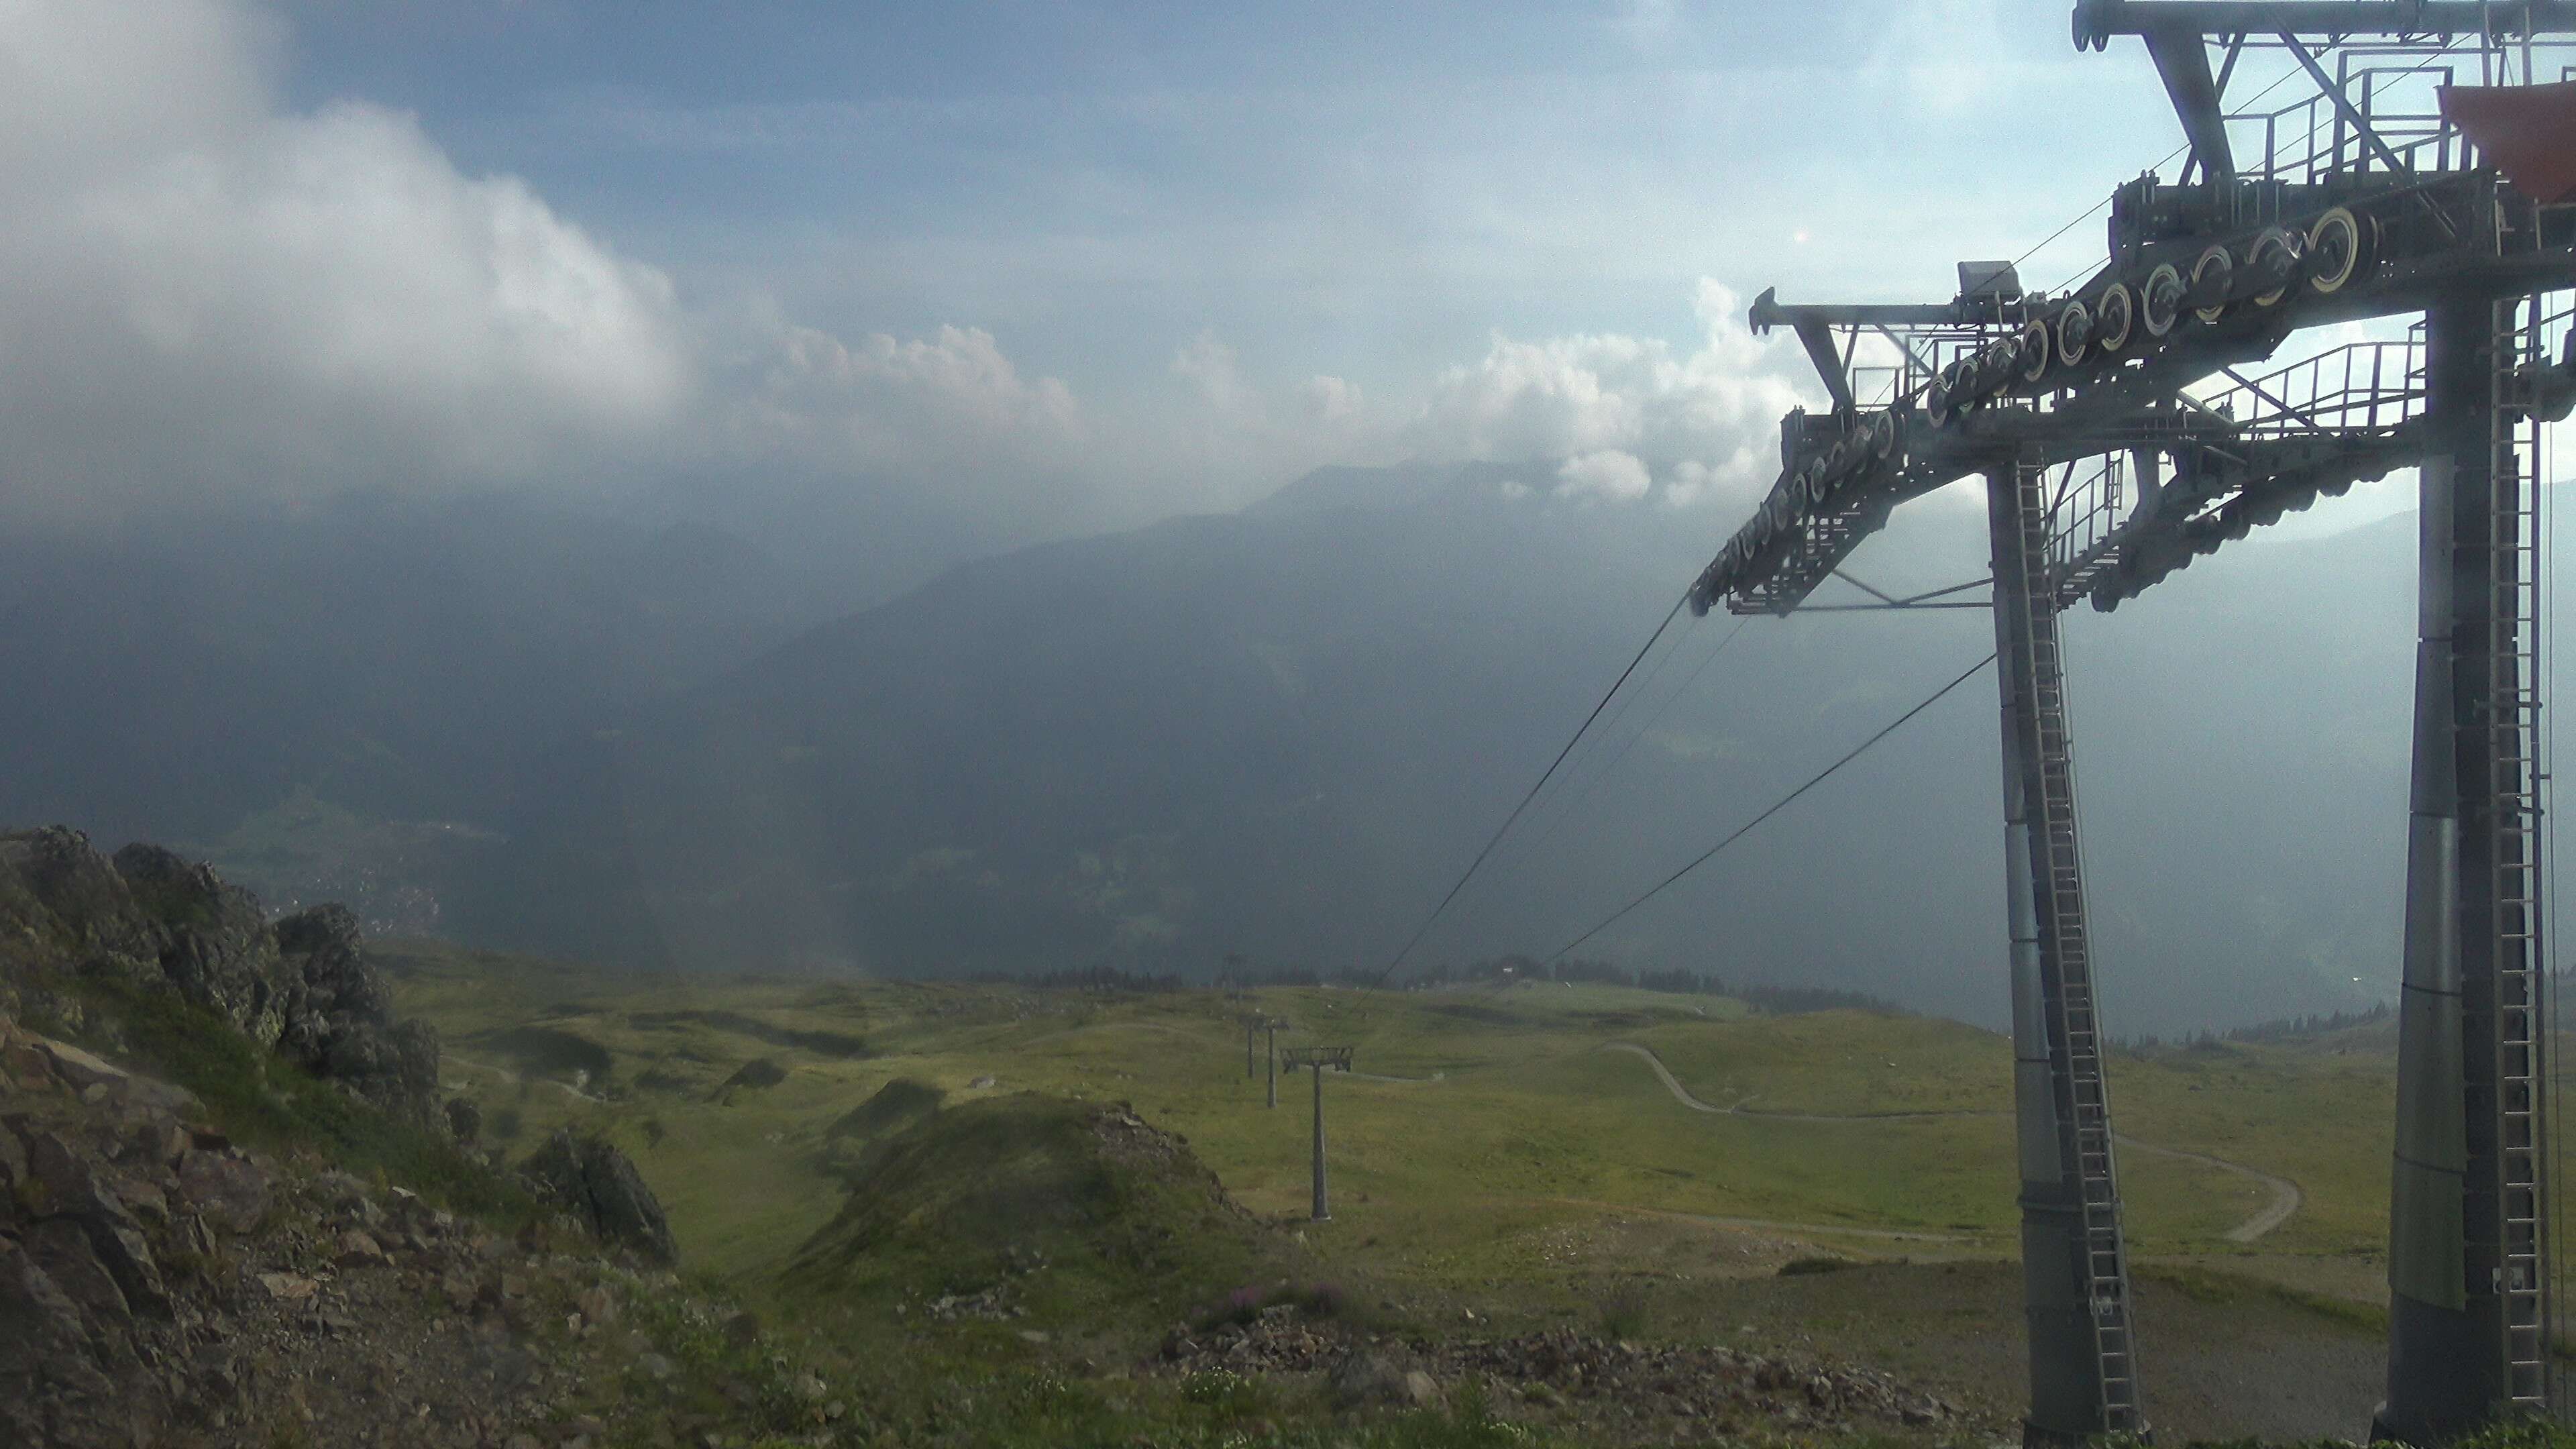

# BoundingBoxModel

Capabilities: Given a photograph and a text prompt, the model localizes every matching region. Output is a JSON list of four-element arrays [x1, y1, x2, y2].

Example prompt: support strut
[[2379, 296, 2553, 1441], [1988, 457, 2147, 1444]]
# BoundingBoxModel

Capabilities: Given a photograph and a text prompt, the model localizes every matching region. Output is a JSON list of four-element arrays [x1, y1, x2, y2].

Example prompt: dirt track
[[1601, 1042, 2302, 1244]]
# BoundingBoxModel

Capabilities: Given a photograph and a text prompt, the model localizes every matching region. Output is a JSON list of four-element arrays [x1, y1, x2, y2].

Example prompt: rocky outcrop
[[1161, 1316, 1962, 1433], [0, 828, 161, 969], [0, 1012, 834, 1448], [274, 904, 443, 1128], [521, 1130, 679, 1267], [1328, 1348, 1440, 1409], [1, 1012, 257, 1446], [109, 842, 292, 1046], [0, 828, 441, 1128], [444, 1095, 483, 1146]]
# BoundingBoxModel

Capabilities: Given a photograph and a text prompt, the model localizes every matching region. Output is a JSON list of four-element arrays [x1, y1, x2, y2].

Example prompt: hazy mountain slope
[[470, 465, 1707, 975], [0, 494, 830, 926], [463, 462, 2447, 1036]]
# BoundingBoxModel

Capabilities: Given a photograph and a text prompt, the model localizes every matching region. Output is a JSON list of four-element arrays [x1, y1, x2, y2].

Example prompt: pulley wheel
[[2056, 298, 2093, 368], [2245, 227, 2302, 307], [2093, 282, 2134, 354], [2190, 244, 2233, 325], [2140, 264, 2183, 337], [2019, 319, 2052, 384], [1979, 337, 2021, 395], [2306, 206, 2373, 294]]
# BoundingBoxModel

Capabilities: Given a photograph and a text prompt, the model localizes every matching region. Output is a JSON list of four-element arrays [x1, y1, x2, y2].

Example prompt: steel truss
[[1685, 6, 2576, 1443]]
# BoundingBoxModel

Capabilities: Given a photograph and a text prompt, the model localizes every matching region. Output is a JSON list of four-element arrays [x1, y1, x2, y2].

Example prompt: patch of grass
[[786, 1091, 1270, 1336], [824, 1076, 944, 1140], [390, 959, 2402, 1282], [2138, 1263, 2386, 1336], [714, 1057, 790, 1095], [389, 949, 2421, 1437], [1595, 1278, 1651, 1338], [610, 1287, 844, 1440], [629, 1008, 873, 1059], [66, 975, 533, 1226], [1177, 1366, 1280, 1420], [474, 1024, 614, 1083]]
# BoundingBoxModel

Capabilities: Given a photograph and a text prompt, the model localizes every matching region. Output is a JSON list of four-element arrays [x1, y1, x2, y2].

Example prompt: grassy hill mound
[[812, 1075, 944, 1181], [826, 1076, 945, 1140], [787, 1091, 1269, 1332]]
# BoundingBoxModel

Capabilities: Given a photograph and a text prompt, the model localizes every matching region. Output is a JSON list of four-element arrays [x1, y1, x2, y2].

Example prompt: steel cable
[[1542, 651, 1997, 965], [1373, 592, 1690, 985], [1506, 616, 1752, 881]]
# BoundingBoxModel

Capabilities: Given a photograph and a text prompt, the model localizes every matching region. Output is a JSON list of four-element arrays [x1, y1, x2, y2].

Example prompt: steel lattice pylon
[[1685, 5, 2576, 1442]]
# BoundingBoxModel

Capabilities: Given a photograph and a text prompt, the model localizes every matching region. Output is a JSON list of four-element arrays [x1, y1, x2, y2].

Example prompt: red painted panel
[[2440, 82, 2576, 205]]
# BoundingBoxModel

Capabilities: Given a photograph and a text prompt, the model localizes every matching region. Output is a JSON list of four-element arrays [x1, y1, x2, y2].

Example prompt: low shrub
[[1596, 1279, 1650, 1338]]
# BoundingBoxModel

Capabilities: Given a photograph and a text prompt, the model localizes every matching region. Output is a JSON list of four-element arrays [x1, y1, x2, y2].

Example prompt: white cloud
[[1555, 449, 1652, 502], [1410, 279, 1806, 507], [0, 0, 1824, 549], [1173, 331, 1255, 416], [744, 321, 1079, 455], [1663, 458, 1721, 507], [0, 0, 1138, 542], [1301, 374, 1362, 425], [0, 0, 694, 523]]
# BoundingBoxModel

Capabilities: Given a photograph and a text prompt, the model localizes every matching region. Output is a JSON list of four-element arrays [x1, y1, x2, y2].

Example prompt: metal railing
[[2190, 335, 2430, 435], [2049, 453, 2131, 583], [2232, 58, 2466, 185]]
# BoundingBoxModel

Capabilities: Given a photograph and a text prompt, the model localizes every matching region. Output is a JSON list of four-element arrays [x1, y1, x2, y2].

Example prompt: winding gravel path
[[1602, 1042, 2302, 1245]]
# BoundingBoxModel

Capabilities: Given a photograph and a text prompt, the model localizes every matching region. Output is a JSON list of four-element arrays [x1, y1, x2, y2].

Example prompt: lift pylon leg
[[1309, 1063, 1330, 1222], [1988, 458, 2145, 1445], [2379, 296, 2553, 1442]]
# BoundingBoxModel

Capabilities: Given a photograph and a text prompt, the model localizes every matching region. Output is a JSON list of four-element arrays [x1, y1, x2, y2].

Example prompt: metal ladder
[[2012, 462, 2145, 1433], [2485, 294, 2553, 1413]]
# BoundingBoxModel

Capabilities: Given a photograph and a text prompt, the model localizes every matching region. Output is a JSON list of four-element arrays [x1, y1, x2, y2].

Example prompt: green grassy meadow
[[387, 942, 2422, 1439]]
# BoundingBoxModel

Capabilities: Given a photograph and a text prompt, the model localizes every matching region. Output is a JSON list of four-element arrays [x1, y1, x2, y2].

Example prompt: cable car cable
[[1542, 649, 1996, 965], [1373, 592, 1690, 985], [1511, 610, 1707, 853], [1511, 615, 1752, 869]]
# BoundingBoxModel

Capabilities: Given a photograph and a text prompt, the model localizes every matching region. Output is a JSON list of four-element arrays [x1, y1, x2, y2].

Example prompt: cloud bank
[[0, 0, 691, 521], [0, 0, 1811, 541], [1411, 280, 1806, 509]]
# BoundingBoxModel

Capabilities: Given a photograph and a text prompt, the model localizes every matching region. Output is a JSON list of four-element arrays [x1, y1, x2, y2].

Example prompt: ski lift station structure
[[1690, 2, 2576, 1442]]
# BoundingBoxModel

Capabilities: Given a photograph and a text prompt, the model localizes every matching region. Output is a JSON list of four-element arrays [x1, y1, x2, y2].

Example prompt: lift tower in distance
[[1281, 1045, 1353, 1222], [1684, 1, 2576, 1440]]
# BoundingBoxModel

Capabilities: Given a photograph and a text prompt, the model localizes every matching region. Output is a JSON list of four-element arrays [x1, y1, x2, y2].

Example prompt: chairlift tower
[[1689, 3, 2576, 1440], [1283, 1045, 1354, 1220]]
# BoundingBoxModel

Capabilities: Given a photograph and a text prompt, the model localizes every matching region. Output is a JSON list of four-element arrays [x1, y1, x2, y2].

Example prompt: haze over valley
[[0, 457, 2434, 1038], [5, 3, 2571, 1446]]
